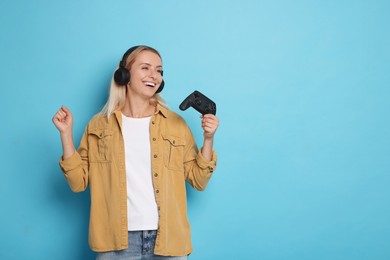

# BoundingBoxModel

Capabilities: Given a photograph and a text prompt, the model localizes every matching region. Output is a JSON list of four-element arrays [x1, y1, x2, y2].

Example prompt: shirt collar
[[113, 102, 168, 121], [155, 103, 168, 118]]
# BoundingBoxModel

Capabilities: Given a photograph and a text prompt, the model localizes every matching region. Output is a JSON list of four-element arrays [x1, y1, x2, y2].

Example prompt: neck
[[122, 93, 155, 118]]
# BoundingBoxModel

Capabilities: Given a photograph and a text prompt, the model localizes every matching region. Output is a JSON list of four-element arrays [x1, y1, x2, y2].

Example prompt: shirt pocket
[[88, 128, 113, 163], [162, 134, 185, 171]]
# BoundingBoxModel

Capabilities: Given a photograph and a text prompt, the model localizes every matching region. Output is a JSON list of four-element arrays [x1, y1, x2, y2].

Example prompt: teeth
[[145, 82, 155, 87]]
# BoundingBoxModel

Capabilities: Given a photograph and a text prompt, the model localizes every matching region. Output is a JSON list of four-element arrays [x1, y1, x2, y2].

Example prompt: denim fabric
[[96, 230, 188, 260]]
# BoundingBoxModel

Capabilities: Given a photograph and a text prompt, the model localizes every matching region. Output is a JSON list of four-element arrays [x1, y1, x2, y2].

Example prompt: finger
[[202, 115, 219, 123], [55, 113, 65, 122], [58, 110, 66, 117], [53, 115, 63, 125], [54, 111, 62, 120], [202, 122, 217, 131], [61, 105, 69, 112], [61, 105, 72, 117], [54, 113, 62, 120], [202, 119, 215, 126], [202, 119, 219, 128], [201, 116, 213, 123], [203, 127, 217, 134], [54, 117, 64, 124], [202, 123, 218, 129], [203, 127, 216, 135], [202, 114, 218, 120]]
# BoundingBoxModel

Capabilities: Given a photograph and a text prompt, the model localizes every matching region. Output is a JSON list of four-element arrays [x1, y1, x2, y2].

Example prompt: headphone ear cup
[[114, 67, 130, 86], [156, 80, 164, 93]]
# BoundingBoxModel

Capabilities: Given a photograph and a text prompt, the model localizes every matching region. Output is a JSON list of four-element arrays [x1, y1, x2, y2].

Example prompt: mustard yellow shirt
[[59, 104, 217, 256]]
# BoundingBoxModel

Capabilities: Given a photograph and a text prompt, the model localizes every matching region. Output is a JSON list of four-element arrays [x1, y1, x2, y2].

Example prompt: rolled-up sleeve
[[59, 130, 89, 192], [183, 125, 218, 191], [195, 149, 217, 173]]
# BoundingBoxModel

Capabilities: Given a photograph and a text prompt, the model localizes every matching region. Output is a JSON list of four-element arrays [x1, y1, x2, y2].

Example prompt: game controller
[[179, 90, 217, 115]]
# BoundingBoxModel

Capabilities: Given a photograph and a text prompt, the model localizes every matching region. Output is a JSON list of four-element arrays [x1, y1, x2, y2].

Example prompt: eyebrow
[[139, 63, 162, 68]]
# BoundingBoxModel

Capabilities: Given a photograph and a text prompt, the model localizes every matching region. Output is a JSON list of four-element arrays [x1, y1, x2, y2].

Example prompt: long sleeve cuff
[[59, 151, 82, 173], [196, 150, 217, 173]]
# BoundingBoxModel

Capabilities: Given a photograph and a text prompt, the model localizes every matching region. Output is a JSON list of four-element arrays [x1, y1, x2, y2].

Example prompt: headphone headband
[[119, 46, 140, 68]]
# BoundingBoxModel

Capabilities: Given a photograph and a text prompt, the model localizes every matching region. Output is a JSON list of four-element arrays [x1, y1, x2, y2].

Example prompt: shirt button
[[154, 154, 157, 158], [152, 121, 155, 124], [154, 173, 158, 177], [153, 137, 156, 141], [156, 190, 159, 193]]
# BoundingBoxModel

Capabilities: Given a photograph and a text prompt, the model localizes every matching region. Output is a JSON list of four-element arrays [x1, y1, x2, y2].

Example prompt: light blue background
[[1, 0, 389, 259]]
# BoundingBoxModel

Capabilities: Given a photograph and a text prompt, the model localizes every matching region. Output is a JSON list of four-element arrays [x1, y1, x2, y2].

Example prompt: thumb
[[61, 105, 72, 116]]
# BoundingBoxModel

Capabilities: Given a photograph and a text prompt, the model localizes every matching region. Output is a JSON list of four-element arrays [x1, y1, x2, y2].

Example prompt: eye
[[142, 66, 149, 70], [158, 70, 163, 76]]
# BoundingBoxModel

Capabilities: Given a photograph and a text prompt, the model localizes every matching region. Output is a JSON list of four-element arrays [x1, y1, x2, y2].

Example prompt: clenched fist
[[52, 105, 73, 135]]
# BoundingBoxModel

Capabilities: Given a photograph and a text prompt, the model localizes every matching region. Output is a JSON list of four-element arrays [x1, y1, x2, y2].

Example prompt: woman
[[52, 45, 219, 259]]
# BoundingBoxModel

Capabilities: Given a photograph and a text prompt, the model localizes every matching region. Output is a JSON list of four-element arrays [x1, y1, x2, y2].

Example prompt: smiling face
[[127, 50, 163, 98]]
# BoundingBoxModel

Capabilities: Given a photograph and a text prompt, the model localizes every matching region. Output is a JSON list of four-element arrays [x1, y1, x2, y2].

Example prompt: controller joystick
[[179, 90, 217, 115]]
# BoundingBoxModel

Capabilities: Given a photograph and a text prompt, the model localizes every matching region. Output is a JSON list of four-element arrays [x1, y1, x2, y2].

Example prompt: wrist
[[203, 137, 214, 148], [203, 135, 214, 143], [60, 131, 73, 141]]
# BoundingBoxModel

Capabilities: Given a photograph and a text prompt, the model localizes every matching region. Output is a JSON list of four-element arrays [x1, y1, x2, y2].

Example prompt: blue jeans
[[96, 230, 188, 260]]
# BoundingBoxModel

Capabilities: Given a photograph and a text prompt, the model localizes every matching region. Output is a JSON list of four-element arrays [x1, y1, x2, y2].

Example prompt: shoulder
[[160, 107, 194, 139], [86, 113, 113, 130], [163, 107, 188, 128]]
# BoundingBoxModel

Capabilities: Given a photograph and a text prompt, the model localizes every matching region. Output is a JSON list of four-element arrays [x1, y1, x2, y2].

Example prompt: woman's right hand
[[52, 105, 73, 135]]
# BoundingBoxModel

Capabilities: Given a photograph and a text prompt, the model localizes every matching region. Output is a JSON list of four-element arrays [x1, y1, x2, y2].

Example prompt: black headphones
[[113, 46, 165, 93]]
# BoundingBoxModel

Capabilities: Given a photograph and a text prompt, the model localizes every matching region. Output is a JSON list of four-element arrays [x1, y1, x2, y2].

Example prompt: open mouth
[[145, 82, 156, 88]]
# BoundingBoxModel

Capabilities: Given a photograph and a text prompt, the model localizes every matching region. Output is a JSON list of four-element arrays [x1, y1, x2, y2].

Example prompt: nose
[[150, 68, 163, 80], [149, 69, 157, 79]]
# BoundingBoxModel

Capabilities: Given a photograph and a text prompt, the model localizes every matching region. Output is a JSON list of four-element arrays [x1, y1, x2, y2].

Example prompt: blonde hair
[[100, 46, 166, 118]]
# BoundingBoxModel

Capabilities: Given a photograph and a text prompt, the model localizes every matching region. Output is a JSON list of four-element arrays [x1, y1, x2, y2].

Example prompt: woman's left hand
[[201, 114, 219, 140]]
